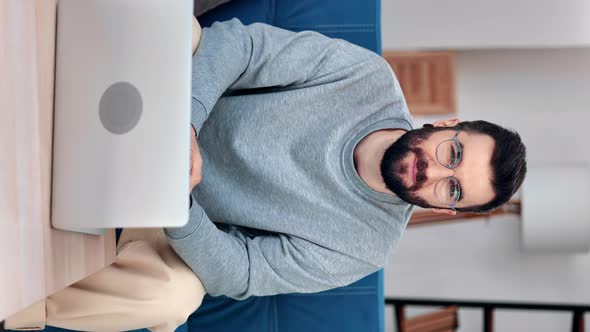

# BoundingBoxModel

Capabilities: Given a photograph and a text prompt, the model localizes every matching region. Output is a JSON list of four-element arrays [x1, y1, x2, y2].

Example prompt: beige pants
[[5, 229, 207, 332]]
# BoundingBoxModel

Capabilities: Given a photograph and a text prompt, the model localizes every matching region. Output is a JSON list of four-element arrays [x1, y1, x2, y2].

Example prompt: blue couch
[[197, 0, 382, 54], [12, 0, 385, 331], [187, 0, 385, 332], [192, 1, 385, 331]]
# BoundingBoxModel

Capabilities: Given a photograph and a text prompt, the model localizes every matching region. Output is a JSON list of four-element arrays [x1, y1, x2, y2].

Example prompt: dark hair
[[454, 120, 527, 213]]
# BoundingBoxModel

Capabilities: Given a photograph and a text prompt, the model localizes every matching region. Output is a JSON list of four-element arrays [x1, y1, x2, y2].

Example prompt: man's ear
[[430, 208, 457, 216], [431, 118, 460, 128]]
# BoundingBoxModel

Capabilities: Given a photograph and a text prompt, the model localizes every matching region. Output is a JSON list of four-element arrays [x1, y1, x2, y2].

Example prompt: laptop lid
[[52, 0, 193, 233]]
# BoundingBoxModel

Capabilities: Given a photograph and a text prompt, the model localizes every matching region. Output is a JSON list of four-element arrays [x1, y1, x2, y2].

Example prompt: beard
[[379, 126, 441, 208]]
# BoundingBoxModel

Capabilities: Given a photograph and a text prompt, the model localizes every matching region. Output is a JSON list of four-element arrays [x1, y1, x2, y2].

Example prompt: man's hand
[[192, 16, 202, 55], [190, 125, 203, 193]]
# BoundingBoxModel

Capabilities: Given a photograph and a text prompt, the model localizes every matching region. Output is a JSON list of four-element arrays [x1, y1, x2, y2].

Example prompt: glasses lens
[[436, 139, 461, 169], [434, 177, 461, 205]]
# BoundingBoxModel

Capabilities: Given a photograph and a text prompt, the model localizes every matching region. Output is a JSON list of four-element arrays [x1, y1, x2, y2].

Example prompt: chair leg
[[572, 310, 584, 332], [395, 304, 406, 332], [483, 306, 494, 332]]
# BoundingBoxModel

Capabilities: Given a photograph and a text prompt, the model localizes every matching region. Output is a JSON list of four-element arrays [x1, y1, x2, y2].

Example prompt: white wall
[[451, 48, 590, 166], [382, 48, 590, 331], [381, 0, 590, 50]]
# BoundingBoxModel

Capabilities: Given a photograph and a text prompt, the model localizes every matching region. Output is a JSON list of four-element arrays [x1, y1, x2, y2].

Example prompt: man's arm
[[189, 18, 379, 133], [165, 200, 377, 300]]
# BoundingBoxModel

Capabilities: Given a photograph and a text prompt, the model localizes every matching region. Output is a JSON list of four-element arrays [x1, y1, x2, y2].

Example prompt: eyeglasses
[[433, 129, 462, 209]]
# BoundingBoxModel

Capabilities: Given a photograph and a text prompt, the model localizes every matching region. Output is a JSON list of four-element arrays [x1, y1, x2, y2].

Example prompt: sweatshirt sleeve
[[165, 195, 377, 300], [189, 18, 378, 132]]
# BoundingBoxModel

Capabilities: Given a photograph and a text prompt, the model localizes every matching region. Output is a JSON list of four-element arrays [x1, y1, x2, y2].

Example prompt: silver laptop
[[52, 0, 193, 234]]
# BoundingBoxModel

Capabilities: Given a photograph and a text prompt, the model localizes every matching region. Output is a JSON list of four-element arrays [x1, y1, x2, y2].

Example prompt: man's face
[[380, 122, 496, 213]]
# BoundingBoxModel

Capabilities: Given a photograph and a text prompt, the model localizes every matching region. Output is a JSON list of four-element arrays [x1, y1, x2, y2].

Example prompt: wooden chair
[[389, 298, 587, 332], [395, 305, 459, 332]]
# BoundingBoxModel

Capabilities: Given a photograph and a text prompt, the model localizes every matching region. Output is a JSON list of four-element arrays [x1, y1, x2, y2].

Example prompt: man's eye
[[449, 181, 460, 200], [455, 144, 462, 162], [449, 147, 456, 164]]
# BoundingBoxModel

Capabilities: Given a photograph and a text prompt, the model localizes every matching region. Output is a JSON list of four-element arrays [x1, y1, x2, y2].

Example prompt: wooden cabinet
[[382, 51, 456, 116]]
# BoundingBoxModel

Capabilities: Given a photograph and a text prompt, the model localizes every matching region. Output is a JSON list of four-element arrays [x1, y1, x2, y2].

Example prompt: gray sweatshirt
[[165, 19, 414, 300]]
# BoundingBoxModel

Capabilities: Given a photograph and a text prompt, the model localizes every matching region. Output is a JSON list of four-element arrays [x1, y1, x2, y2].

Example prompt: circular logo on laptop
[[99, 81, 142, 135]]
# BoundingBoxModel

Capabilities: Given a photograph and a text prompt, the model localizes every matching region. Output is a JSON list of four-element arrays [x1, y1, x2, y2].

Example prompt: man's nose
[[426, 160, 455, 185]]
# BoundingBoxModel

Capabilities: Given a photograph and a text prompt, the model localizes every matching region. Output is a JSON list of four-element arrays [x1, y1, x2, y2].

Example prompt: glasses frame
[[433, 128, 462, 210]]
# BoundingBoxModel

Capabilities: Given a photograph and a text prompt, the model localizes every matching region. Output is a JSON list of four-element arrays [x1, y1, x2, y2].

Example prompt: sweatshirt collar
[[342, 118, 414, 204]]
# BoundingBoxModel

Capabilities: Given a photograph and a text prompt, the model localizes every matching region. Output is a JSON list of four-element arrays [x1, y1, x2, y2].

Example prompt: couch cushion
[[188, 271, 384, 332], [196, 0, 381, 53]]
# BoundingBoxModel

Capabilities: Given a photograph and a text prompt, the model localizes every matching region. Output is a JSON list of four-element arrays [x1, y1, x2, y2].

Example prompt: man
[[166, 18, 527, 300], [5, 17, 526, 332]]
